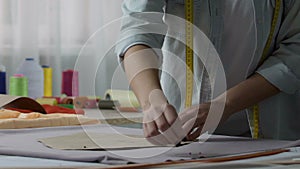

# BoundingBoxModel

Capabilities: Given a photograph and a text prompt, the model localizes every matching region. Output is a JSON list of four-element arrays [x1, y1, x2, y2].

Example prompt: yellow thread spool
[[185, 0, 194, 108], [43, 65, 53, 97]]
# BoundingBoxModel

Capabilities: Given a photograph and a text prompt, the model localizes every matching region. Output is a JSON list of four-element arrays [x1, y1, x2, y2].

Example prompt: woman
[[116, 0, 300, 145]]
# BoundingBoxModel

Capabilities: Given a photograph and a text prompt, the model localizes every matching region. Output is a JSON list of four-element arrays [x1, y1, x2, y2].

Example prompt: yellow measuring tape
[[184, 0, 282, 138], [185, 0, 194, 108], [253, 0, 281, 139]]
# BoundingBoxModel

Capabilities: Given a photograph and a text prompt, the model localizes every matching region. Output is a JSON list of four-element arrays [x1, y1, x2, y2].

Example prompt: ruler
[[185, 0, 194, 108], [253, 0, 282, 139]]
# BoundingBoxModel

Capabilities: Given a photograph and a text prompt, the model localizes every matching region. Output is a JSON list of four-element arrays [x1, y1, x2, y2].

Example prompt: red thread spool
[[61, 70, 79, 96]]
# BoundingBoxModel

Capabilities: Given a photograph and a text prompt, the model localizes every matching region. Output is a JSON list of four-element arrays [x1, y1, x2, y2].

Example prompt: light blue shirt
[[116, 0, 300, 140]]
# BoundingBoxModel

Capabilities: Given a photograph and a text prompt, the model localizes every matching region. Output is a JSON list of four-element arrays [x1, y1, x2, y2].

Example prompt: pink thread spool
[[61, 69, 79, 96]]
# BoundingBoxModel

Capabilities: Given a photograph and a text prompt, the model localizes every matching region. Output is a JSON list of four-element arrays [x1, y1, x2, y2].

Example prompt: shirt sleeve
[[115, 0, 167, 61], [256, 0, 300, 94]]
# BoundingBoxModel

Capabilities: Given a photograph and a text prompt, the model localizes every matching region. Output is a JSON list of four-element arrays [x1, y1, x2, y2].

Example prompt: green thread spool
[[9, 74, 28, 96]]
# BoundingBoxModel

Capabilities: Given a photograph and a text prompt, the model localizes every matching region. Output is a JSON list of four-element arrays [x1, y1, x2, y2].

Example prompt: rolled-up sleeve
[[257, 1, 300, 94], [115, 0, 167, 60]]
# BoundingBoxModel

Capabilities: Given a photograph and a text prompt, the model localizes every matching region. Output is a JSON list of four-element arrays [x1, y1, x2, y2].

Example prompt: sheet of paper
[[39, 132, 162, 150]]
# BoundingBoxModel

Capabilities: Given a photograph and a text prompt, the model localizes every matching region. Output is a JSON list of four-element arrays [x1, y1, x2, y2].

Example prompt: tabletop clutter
[[0, 57, 140, 111], [0, 57, 141, 129]]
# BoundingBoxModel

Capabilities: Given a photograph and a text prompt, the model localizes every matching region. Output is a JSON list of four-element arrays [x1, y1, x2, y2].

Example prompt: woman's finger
[[186, 125, 204, 141], [155, 114, 179, 144], [144, 123, 169, 145], [146, 134, 169, 145], [162, 105, 186, 143], [179, 107, 198, 123], [143, 121, 159, 137], [182, 118, 197, 135]]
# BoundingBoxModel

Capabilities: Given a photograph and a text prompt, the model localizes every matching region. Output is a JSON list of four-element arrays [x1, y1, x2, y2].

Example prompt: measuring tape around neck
[[185, 0, 194, 108], [184, 0, 282, 138], [253, 0, 281, 139]]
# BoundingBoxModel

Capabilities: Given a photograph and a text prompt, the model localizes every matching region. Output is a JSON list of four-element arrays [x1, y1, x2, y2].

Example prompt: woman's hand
[[179, 103, 210, 141], [179, 73, 280, 141], [179, 101, 230, 141], [142, 90, 186, 145], [123, 45, 187, 145]]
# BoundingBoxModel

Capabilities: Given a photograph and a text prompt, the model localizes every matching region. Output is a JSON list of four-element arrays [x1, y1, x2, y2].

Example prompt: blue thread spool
[[0, 65, 6, 94]]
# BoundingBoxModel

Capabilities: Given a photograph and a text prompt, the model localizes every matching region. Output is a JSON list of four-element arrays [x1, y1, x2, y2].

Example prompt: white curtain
[[0, 0, 127, 97]]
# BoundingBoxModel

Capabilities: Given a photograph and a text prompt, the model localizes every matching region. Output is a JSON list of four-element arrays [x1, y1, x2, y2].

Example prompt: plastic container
[[17, 58, 44, 98]]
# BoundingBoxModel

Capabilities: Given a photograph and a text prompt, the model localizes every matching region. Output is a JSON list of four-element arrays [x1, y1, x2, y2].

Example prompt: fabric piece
[[0, 113, 99, 129], [39, 132, 159, 150], [6, 104, 84, 115], [0, 124, 180, 164], [0, 95, 46, 114], [5, 107, 32, 113], [42, 104, 84, 115], [0, 124, 300, 165]]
